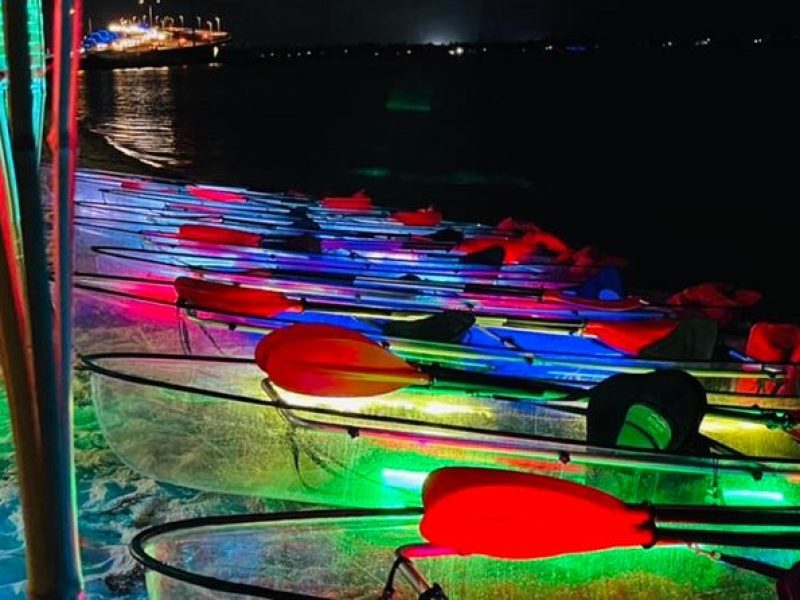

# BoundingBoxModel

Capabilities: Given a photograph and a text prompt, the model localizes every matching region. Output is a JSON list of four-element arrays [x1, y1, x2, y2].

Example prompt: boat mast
[[140, 0, 161, 27]]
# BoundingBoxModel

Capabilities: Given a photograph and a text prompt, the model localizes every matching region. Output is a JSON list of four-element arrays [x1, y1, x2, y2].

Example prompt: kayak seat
[[428, 227, 465, 244], [382, 311, 477, 343], [291, 217, 321, 231], [587, 370, 709, 455], [460, 246, 506, 266], [284, 233, 322, 254], [639, 318, 719, 361]]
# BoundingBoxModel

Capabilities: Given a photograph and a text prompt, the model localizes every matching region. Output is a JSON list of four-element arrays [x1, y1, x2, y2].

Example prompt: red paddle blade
[[255, 323, 430, 397], [174, 277, 302, 318], [420, 467, 654, 559], [186, 185, 247, 203], [584, 320, 680, 355], [321, 190, 373, 211], [177, 224, 263, 248], [392, 207, 443, 227], [255, 323, 370, 368]]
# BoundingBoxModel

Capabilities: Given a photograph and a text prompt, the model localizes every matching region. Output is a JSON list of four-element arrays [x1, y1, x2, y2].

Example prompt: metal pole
[[1, 0, 84, 596]]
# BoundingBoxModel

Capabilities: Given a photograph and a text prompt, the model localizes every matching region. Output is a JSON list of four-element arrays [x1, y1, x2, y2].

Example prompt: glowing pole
[[0, 0, 84, 596], [49, 0, 84, 591]]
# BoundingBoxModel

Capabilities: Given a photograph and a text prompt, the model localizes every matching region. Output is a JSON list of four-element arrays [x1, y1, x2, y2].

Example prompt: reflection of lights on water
[[213, 46, 219, 58], [86, 68, 189, 170]]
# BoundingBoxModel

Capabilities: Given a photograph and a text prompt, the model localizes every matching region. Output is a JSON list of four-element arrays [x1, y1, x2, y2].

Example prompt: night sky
[[84, 1, 800, 45]]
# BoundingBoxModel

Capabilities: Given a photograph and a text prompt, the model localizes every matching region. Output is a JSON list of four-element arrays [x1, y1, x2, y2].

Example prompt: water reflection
[[80, 68, 190, 169]]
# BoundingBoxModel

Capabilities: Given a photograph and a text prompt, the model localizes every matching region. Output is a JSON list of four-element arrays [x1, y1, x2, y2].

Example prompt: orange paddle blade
[[174, 277, 302, 318], [255, 324, 430, 397]]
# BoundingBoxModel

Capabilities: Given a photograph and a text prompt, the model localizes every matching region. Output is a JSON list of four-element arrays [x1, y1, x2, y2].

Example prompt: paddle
[[381, 467, 800, 599], [252, 323, 800, 441], [418, 467, 800, 560], [249, 321, 600, 400]]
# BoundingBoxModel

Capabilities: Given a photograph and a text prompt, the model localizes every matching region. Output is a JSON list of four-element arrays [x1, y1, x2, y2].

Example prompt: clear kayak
[[73, 274, 792, 394], [130, 508, 800, 599], [74, 170, 501, 237], [82, 351, 800, 509]]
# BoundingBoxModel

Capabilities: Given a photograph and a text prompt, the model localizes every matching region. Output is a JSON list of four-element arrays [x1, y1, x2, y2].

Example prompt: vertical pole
[[1, 0, 85, 596], [50, 0, 84, 590]]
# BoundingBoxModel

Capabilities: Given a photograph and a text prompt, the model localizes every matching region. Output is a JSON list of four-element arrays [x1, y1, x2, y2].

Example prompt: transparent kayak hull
[[132, 510, 796, 599], [84, 353, 800, 509], [73, 279, 793, 396], [84, 240, 590, 288]]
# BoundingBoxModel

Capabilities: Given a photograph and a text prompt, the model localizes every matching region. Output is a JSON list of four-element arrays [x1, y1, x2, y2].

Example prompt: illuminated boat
[[72, 271, 792, 396], [73, 170, 605, 267], [81, 329, 800, 509], [130, 470, 800, 599], [75, 217, 590, 277], [76, 176, 494, 236], [73, 199, 593, 276], [81, 22, 230, 70]]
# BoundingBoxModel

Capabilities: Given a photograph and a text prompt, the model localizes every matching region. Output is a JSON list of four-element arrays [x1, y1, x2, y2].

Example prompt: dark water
[[79, 47, 800, 319]]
